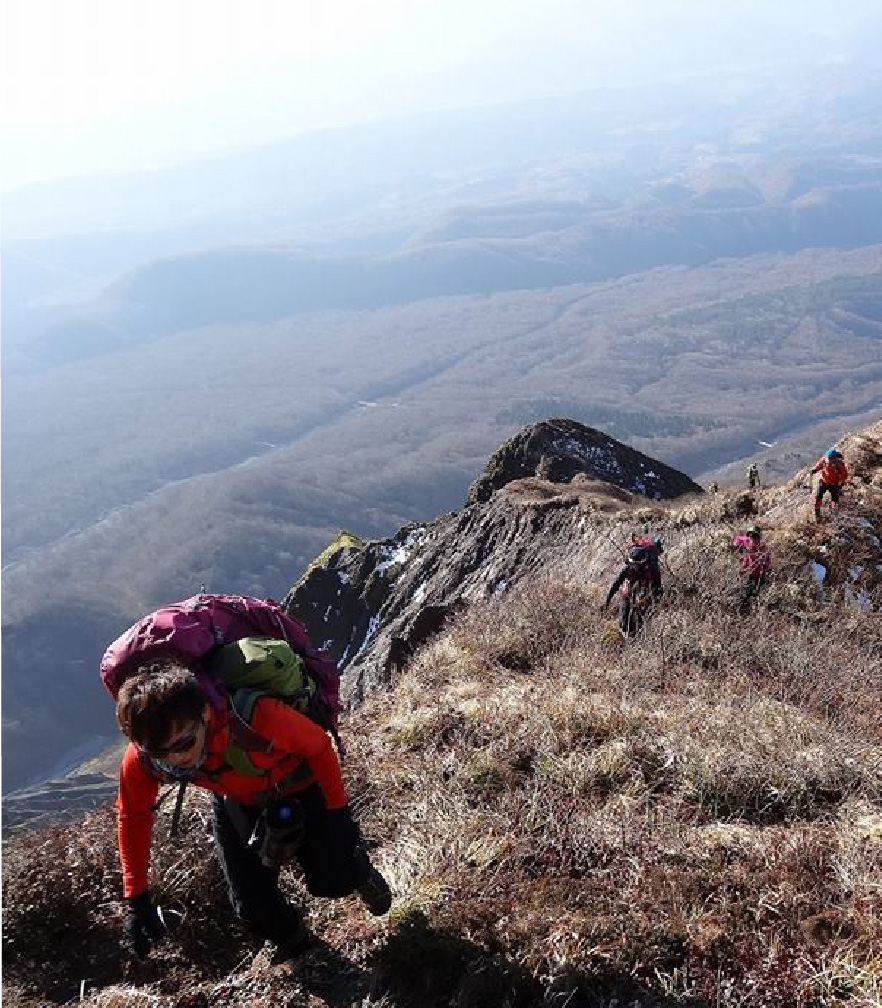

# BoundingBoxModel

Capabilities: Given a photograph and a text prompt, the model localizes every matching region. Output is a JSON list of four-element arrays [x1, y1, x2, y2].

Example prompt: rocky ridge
[[284, 419, 705, 703], [285, 418, 882, 711]]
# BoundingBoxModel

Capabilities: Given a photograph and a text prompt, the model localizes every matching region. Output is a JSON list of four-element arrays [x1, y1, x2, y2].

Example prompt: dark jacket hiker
[[603, 543, 663, 638]]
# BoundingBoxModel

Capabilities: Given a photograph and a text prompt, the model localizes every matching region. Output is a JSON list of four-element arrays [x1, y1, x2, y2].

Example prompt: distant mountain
[[21, 177, 882, 366]]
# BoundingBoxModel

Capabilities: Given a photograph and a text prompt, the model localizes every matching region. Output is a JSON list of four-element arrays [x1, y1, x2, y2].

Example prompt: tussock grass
[[4, 516, 882, 1006]]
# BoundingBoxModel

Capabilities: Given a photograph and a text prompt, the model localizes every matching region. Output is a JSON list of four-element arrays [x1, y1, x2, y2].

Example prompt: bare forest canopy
[[4, 58, 882, 793]]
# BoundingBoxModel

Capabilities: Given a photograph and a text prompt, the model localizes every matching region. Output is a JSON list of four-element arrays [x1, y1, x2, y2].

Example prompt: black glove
[[325, 804, 361, 845], [124, 892, 165, 958]]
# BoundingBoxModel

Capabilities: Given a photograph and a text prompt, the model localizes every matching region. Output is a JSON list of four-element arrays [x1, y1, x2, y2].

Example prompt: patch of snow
[[365, 614, 381, 641], [493, 579, 508, 594], [643, 470, 658, 478], [849, 565, 864, 580], [551, 436, 625, 477], [377, 544, 411, 574], [345, 614, 382, 666], [337, 571, 350, 585], [810, 561, 827, 585], [411, 582, 427, 606], [847, 587, 873, 613], [853, 518, 873, 529], [375, 528, 426, 575]]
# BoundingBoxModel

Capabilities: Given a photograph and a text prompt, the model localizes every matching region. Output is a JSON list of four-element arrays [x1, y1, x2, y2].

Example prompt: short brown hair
[[116, 663, 207, 750]]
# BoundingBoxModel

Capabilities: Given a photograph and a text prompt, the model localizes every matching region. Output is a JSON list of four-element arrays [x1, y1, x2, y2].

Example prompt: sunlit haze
[[2, 0, 876, 191]]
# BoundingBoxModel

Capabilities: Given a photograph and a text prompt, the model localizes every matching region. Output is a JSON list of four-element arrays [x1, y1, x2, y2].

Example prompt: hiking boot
[[260, 928, 314, 964], [353, 845, 392, 916], [248, 903, 310, 959]]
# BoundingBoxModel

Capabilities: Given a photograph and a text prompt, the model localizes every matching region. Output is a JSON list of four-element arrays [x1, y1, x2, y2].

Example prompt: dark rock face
[[466, 418, 704, 505], [285, 419, 702, 705]]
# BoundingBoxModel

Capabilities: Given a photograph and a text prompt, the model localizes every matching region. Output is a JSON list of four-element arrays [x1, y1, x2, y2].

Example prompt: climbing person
[[746, 463, 760, 490], [731, 524, 771, 613], [603, 541, 663, 638], [112, 650, 392, 960], [709, 481, 719, 494], [631, 532, 664, 570], [812, 448, 849, 521]]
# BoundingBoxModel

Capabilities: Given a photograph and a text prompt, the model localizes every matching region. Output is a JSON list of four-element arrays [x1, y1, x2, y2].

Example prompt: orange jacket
[[117, 698, 346, 897], [812, 458, 848, 486]]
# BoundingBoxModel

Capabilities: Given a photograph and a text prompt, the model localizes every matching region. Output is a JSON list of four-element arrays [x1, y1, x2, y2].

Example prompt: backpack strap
[[170, 782, 188, 837], [226, 697, 275, 754]]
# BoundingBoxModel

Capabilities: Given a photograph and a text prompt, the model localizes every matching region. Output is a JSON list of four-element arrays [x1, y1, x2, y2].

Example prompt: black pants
[[738, 572, 766, 614], [619, 595, 652, 637], [815, 481, 842, 509], [212, 784, 360, 938]]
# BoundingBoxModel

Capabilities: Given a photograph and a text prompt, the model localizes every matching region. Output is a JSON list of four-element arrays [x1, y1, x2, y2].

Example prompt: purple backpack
[[101, 593, 341, 728]]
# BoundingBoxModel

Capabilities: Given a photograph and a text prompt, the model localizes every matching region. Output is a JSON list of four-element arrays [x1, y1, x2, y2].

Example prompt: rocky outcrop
[[285, 419, 703, 704], [466, 418, 703, 505]]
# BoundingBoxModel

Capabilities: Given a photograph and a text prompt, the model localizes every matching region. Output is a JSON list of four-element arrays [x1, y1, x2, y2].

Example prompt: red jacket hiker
[[114, 665, 391, 960], [812, 450, 848, 517], [118, 698, 346, 897], [813, 455, 848, 487]]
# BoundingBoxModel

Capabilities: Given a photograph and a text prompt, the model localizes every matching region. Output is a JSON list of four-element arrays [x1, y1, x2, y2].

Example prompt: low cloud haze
[[2, 0, 881, 193]]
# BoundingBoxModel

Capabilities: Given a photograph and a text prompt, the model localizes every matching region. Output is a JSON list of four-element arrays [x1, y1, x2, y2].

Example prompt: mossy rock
[[303, 530, 365, 577]]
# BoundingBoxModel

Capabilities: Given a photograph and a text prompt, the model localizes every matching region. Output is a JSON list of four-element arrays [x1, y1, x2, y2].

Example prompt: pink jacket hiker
[[731, 534, 771, 579]]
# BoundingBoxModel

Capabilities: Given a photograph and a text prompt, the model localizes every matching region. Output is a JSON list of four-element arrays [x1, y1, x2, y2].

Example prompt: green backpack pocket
[[203, 637, 320, 776]]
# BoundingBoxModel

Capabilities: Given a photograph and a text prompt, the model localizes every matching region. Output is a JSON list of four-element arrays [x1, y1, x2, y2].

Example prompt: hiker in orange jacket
[[812, 448, 848, 521], [115, 665, 391, 959]]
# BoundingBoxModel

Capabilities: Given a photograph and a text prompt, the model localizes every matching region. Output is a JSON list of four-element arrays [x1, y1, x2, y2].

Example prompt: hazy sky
[[1, 0, 876, 192]]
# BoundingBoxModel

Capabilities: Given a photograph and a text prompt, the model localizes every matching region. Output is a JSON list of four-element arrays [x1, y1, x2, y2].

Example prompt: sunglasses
[[142, 717, 205, 758]]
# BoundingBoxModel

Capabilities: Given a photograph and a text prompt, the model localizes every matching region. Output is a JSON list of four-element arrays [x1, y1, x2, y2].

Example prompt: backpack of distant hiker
[[100, 594, 342, 759], [631, 535, 662, 563]]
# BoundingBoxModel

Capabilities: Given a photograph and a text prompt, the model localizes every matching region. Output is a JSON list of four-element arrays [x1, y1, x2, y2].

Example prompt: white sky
[[0, 0, 872, 191]]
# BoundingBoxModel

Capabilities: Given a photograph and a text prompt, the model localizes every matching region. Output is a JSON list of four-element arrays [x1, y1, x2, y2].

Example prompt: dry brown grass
[[4, 510, 882, 1006]]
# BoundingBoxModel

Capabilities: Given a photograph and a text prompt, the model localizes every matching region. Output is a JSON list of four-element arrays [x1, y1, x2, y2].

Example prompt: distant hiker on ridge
[[101, 595, 392, 961], [602, 535, 663, 638], [746, 463, 760, 490], [731, 525, 771, 614], [812, 448, 848, 522]]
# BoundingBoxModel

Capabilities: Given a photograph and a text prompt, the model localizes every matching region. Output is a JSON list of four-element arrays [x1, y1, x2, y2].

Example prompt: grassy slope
[[4, 434, 882, 1008]]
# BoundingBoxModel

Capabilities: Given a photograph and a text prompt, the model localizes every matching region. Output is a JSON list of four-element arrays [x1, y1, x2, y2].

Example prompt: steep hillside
[[4, 421, 881, 1007]]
